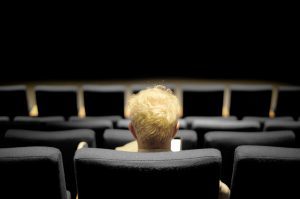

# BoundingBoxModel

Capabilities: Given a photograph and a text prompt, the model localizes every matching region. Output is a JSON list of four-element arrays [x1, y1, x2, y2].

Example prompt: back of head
[[127, 85, 181, 147]]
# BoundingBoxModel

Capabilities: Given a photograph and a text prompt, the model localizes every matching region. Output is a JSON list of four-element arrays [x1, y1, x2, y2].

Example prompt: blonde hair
[[127, 85, 181, 145]]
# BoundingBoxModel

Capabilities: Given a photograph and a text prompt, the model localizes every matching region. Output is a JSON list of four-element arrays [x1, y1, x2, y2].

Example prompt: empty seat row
[[1, 84, 300, 119], [1, 145, 300, 199]]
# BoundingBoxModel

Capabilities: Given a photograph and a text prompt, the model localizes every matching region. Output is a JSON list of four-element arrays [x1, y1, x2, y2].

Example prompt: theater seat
[[230, 84, 272, 119], [4, 129, 96, 199], [182, 85, 225, 117], [242, 116, 294, 130], [264, 120, 300, 147], [231, 146, 300, 199], [0, 146, 70, 199], [276, 86, 300, 119], [0, 85, 29, 118], [83, 85, 125, 117], [204, 131, 296, 185], [35, 86, 78, 119], [103, 129, 197, 150], [45, 120, 112, 147], [192, 120, 260, 147], [75, 148, 221, 199]]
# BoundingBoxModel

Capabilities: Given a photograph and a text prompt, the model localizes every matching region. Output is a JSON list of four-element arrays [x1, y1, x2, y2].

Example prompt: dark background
[[1, 8, 298, 84]]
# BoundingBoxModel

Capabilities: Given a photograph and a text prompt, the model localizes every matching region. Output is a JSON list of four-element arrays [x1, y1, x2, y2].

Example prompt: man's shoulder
[[115, 140, 138, 152]]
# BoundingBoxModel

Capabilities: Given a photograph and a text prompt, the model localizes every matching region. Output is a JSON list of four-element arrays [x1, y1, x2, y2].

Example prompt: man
[[116, 85, 230, 199]]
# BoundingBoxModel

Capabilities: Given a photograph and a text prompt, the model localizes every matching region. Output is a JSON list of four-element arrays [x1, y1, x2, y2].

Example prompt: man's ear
[[129, 122, 137, 139], [172, 121, 180, 138]]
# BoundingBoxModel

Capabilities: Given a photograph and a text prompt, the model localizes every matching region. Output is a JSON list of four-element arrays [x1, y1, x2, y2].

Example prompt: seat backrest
[[182, 85, 224, 117], [83, 85, 125, 116], [0, 85, 29, 118], [4, 129, 96, 199], [35, 85, 78, 118], [0, 146, 68, 199], [45, 120, 112, 147], [264, 120, 300, 147], [230, 84, 272, 119], [75, 148, 221, 199], [231, 146, 300, 199], [204, 131, 296, 185], [103, 129, 198, 150], [192, 120, 260, 147], [276, 86, 300, 119]]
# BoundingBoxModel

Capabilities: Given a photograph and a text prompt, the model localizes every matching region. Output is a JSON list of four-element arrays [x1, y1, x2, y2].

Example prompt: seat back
[[4, 129, 96, 199], [0, 146, 68, 199], [75, 148, 221, 199], [264, 120, 300, 147], [231, 146, 300, 199], [276, 86, 300, 119], [204, 131, 296, 185], [83, 85, 125, 116], [192, 120, 260, 147], [0, 85, 29, 118], [230, 85, 272, 119], [35, 86, 78, 118], [103, 129, 197, 150], [182, 85, 224, 117]]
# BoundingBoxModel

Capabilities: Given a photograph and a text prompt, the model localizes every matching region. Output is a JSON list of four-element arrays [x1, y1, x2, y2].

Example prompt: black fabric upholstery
[[45, 120, 112, 147], [192, 120, 260, 147], [103, 129, 197, 150], [116, 119, 188, 129], [14, 116, 65, 122], [131, 84, 176, 94], [75, 148, 221, 199], [35, 86, 78, 118], [242, 116, 294, 130], [230, 84, 272, 119], [182, 85, 224, 117], [264, 120, 300, 147], [0, 85, 29, 118], [4, 129, 96, 199], [276, 86, 300, 119], [69, 115, 122, 128], [83, 85, 125, 116], [204, 131, 296, 185], [185, 116, 237, 129], [0, 116, 10, 121], [231, 146, 300, 199], [0, 146, 68, 199]]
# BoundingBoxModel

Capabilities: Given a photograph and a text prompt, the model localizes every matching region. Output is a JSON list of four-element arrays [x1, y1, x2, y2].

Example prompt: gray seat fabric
[[4, 129, 96, 199], [0, 116, 10, 121], [0, 85, 29, 118], [242, 116, 294, 130], [14, 116, 65, 122], [204, 131, 296, 185], [45, 120, 112, 147], [276, 86, 300, 119], [231, 146, 300, 199], [192, 120, 260, 147], [69, 115, 122, 128], [35, 85, 78, 119], [75, 148, 221, 199], [182, 85, 225, 117], [83, 85, 125, 117], [0, 146, 69, 199], [230, 84, 272, 119], [103, 129, 197, 150], [264, 120, 300, 147], [185, 116, 237, 129]]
